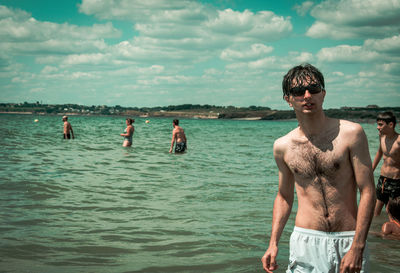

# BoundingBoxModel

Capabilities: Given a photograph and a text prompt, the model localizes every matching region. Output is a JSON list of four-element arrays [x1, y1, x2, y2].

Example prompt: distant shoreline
[[1, 103, 399, 122], [0, 111, 386, 123]]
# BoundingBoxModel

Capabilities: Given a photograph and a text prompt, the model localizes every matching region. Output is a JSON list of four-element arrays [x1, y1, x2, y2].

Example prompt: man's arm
[[183, 131, 187, 148], [372, 138, 382, 172], [169, 130, 176, 153], [70, 124, 74, 139], [340, 125, 376, 273], [261, 138, 294, 272]]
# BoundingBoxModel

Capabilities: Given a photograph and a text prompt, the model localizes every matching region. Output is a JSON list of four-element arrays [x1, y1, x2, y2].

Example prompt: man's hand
[[261, 245, 279, 272], [340, 248, 363, 273]]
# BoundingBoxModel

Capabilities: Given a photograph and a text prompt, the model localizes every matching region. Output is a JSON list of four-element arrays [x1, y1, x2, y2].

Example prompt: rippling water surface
[[0, 114, 399, 272]]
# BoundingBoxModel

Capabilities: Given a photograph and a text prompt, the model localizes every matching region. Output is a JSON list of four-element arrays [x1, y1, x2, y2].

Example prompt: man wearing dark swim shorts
[[376, 176, 400, 205], [372, 112, 400, 216], [175, 142, 186, 153], [169, 119, 187, 154]]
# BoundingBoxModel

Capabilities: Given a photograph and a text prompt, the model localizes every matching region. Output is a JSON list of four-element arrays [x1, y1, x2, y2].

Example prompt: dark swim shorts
[[63, 133, 71, 139], [376, 175, 400, 204], [175, 142, 186, 153]]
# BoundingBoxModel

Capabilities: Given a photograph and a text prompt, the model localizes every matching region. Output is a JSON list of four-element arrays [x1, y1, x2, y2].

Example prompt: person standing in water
[[62, 116, 74, 139], [261, 64, 375, 273], [120, 118, 134, 147], [169, 119, 187, 153], [371, 111, 400, 216]]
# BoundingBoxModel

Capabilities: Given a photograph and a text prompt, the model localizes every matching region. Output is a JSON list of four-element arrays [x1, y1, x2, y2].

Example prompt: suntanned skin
[[169, 122, 187, 153], [382, 206, 400, 236], [63, 117, 74, 139], [261, 80, 376, 273], [382, 221, 400, 236], [372, 120, 400, 216]]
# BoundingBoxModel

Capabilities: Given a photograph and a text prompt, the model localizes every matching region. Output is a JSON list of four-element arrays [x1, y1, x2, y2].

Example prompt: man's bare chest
[[382, 137, 400, 160], [285, 140, 347, 181]]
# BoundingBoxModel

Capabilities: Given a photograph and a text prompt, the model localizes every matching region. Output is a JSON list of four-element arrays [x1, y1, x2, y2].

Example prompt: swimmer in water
[[381, 197, 400, 236], [169, 119, 187, 153], [120, 118, 134, 147], [62, 116, 74, 139]]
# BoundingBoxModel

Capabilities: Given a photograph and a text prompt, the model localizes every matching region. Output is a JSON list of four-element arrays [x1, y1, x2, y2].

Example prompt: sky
[[0, 0, 399, 110]]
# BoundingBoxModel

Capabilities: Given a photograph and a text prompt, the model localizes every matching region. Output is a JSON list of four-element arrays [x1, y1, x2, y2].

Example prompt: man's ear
[[284, 95, 292, 107], [321, 89, 326, 102]]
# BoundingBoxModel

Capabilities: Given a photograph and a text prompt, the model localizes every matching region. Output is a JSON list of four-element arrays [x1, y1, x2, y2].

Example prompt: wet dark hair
[[126, 118, 134, 125], [377, 111, 396, 128], [388, 197, 400, 222], [282, 63, 325, 99], [173, 119, 179, 125]]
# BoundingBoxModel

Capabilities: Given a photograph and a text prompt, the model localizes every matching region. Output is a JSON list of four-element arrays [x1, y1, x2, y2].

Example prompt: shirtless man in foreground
[[169, 119, 187, 153], [261, 64, 376, 273], [371, 112, 400, 216], [62, 116, 74, 139]]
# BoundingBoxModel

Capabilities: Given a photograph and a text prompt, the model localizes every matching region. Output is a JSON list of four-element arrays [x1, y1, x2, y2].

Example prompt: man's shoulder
[[338, 119, 364, 135], [336, 119, 367, 148], [338, 118, 361, 128], [274, 128, 298, 149]]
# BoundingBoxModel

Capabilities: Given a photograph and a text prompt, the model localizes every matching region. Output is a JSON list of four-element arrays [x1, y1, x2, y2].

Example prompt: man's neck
[[296, 111, 328, 137], [384, 130, 399, 140]]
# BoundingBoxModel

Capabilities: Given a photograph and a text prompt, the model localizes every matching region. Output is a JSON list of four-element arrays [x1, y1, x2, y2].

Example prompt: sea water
[[0, 114, 399, 272]]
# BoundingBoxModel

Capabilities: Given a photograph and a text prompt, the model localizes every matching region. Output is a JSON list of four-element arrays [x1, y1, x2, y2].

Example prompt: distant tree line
[[0, 102, 399, 121]]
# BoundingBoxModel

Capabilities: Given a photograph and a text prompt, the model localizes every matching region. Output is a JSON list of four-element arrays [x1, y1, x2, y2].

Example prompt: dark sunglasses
[[288, 83, 323, 97]]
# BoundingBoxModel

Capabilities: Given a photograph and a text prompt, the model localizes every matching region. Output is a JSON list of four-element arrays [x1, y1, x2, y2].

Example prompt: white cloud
[[0, 5, 120, 55], [317, 34, 400, 64], [364, 35, 400, 54], [206, 9, 292, 42], [79, 0, 198, 22], [358, 71, 376, 77], [332, 71, 344, 77], [220, 44, 273, 61], [62, 53, 110, 66], [307, 21, 398, 40], [41, 65, 58, 74], [307, 0, 400, 39], [293, 1, 314, 16], [71, 71, 98, 79], [30, 87, 45, 93], [289, 51, 314, 64], [248, 57, 277, 69], [317, 45, 381, 63], [381, 63, 400, 75], [311, 0, 400, 26]]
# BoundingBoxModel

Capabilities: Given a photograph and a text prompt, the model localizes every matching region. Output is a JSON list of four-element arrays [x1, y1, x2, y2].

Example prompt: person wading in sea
[[120, 118, 134, 147], [169, 119, 187, 153], [62, 116, 74, 139], [371, 111, 400, 217]]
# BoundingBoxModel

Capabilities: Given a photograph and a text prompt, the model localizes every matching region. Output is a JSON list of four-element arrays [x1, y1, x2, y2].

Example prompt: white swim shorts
[[286, 226, 369, 273]]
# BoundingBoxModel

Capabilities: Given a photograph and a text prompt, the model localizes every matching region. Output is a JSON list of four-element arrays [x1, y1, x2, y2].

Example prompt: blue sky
[[0, 0, 399, 109]]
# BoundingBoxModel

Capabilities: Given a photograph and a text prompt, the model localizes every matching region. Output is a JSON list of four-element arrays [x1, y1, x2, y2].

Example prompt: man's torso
[[282, 119, 358, 232], [64, 121, 71, 134], [380, 134, 400, 179], [174, 127, 186, 143]]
